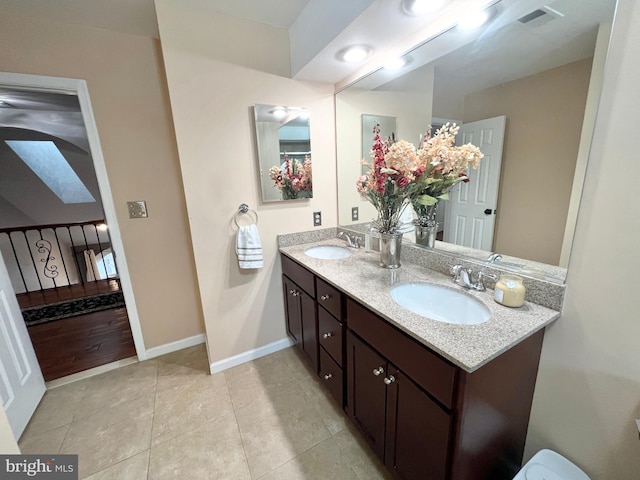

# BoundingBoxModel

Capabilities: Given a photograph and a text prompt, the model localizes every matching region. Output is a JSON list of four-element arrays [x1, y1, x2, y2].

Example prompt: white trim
[[145, 333, 206, 359], [0, 71, 147, 360], [209, 338, 294, 374], [45, 356, 138, 389]]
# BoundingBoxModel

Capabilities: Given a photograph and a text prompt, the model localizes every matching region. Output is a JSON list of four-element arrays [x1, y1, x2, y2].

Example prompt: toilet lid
[[525, 464, 566, 480]]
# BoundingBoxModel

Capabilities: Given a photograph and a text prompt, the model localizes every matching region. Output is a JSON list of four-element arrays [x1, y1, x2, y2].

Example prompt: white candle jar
[[494, 274, 526, 308]]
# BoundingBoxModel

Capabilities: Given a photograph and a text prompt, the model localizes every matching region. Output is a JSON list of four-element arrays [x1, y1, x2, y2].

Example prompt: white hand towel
[[236, 224, 264, 269]]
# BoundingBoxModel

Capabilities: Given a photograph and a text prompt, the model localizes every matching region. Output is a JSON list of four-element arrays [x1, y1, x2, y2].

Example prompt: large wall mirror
[[336, 0, 617, 282], [254, 103, 312, 202]]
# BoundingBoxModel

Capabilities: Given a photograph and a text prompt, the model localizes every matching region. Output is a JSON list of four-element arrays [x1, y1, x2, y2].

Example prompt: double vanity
[[279, 229, 562, 480]]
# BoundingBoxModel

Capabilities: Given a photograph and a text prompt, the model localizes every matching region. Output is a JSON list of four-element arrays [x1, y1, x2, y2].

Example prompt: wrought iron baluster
[[5, 233, 28, 292], [52, 227, 71, 287], [23, 231, 43, 291]]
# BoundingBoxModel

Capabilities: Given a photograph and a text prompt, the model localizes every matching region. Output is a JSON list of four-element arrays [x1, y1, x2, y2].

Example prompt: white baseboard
[[145, 333, 206, 360], [209, 337, 294, 374]]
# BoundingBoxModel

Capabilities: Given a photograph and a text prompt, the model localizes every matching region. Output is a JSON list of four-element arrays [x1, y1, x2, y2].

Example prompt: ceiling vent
[[518, 6, 562, 27]]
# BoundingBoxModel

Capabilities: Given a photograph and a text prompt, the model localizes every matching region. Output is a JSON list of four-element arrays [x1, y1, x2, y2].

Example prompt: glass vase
[[379, 232, 403, 269]]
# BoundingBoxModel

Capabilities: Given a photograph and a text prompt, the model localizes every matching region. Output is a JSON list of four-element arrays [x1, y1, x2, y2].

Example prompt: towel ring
[[234, 203, 258, 227]]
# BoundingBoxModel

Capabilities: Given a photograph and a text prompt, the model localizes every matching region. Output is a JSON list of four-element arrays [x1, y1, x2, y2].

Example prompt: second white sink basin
[[304, 245, 352, 260], [390, 283, 490, 325]]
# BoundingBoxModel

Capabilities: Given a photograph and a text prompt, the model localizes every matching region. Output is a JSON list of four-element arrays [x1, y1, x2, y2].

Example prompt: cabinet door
[[300, 288, 318, 373], [385, 369, 451, 480], [346, 331, 388, 459], [283, 276, 302, 345]]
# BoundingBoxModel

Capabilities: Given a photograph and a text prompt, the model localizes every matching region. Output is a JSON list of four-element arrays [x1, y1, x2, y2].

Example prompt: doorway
[[0, 72, 146, 380]]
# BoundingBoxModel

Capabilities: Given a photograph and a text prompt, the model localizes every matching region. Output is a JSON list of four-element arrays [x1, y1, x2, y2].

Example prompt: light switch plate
[[127, 201, 148, 219], [313, 211, 322, 226], [352, 207, 359, 221]]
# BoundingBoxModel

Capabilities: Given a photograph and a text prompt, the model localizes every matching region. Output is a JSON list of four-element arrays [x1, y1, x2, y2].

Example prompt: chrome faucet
[[487, 253, 503, 264], [338, 231, 361, 248], [450, 265, 497, 291]]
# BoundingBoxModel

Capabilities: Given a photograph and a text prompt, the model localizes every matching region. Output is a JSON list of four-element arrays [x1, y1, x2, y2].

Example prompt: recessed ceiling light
[[403, 0, 448, 16], [270, 107, 287, 120], [384, 56, 412, 70], [337, 45, 373, 63], [457, 8, 491, 30]]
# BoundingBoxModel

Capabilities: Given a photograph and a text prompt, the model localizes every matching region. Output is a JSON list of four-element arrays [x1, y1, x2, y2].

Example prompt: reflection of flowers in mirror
[[269, 155, 312, 200], [357, 122, 483, 232]]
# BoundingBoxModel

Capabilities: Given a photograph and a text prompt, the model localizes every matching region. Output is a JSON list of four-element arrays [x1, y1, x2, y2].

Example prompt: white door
[[443, 116, 506, 251], [0, 250, 45, 439]]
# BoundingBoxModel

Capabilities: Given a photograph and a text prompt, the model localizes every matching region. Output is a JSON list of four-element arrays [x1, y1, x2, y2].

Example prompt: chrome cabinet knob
[[320, 294, 330, 301], [322, 332, 333, 339], [383, 375, 396, 385], [324, 373, 333, 380], [372, 367, 384, 376], [289, 290, 299, 297]]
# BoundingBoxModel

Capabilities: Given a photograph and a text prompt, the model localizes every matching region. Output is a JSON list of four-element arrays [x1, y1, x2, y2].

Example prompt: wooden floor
[[16, 279, 121, 309], [27, 306, 136, 381]]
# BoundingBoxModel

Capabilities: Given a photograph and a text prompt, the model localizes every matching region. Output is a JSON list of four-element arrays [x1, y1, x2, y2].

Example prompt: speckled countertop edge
[[278, 237, 561, 373]]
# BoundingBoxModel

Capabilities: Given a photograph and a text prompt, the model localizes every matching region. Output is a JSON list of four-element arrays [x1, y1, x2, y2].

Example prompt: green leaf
[[415, 194, 438, 206]]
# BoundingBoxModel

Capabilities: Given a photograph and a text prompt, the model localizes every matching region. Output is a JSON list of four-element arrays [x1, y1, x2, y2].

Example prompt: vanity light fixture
[[337, 45, 373, 63], [402, 0, 448, 16]]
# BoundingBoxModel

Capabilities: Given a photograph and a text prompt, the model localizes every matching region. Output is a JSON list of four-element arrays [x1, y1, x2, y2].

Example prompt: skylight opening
[[5, 140, 96, 204]]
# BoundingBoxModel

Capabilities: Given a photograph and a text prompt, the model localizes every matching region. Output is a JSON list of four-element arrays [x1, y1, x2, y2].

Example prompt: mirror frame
[[335, 0, 617, 283]]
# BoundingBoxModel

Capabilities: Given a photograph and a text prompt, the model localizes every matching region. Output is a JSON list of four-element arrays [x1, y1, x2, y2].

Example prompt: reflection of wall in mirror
[[459, 57, 593, 266], [336, 77, 434, 227], [256, 121, 282, 202]]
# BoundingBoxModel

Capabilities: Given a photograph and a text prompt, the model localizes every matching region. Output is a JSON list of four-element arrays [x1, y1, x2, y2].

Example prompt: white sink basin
[[304, 245, 352, 260], [390, 283, 490, 325]]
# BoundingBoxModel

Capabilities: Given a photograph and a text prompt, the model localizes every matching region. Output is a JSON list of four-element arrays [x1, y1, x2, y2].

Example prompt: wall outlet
[[352, 207, 359, 221], [313, 211, 322, 226], [127, 200, 148, 219]]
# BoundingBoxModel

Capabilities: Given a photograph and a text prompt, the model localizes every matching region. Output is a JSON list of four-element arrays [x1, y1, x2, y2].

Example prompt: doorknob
[[484, 208, 495, 215]]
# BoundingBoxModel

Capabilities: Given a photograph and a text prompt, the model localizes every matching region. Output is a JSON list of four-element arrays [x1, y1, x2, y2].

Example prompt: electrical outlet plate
[[313, 211, 322, 226], [352, 207, 359, 221], [127, 200, 148, 219]]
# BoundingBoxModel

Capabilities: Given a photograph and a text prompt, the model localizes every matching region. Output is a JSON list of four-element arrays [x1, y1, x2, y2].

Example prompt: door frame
[[0, 71, 147, 360]]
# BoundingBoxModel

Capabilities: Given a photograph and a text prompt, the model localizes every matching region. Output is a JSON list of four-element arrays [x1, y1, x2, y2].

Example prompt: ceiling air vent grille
[[518, 9, 547, 24]]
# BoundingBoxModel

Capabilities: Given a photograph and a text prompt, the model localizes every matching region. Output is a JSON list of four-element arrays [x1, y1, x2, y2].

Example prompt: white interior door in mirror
[[444, 116, 506, 251], [0, 250, 45, 439]]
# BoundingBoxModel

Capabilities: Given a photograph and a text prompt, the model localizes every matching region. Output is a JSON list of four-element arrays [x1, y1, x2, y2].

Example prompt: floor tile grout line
[[222, 370, 253, 479]]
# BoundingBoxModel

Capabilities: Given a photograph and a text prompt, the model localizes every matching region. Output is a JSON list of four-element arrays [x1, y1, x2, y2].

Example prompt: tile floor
[[18, 345, 392, 479]]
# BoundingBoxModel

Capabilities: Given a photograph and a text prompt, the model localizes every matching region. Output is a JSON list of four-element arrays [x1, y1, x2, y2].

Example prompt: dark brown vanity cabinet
[[280, 254, 545, 480], [282, 256, 318, 372]]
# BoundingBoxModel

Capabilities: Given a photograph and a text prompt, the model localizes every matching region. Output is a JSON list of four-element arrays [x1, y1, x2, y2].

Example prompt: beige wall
[[155, 0, 337, 363], [524, 0, 640, 477], [336, 84, 434, 227], [0, 15, 204, 348], [463, 58, 592, 265]]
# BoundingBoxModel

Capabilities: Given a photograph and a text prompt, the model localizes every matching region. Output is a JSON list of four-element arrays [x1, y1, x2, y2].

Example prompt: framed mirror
[[254, 103, 312, 202], [336, 0, 617, 282]]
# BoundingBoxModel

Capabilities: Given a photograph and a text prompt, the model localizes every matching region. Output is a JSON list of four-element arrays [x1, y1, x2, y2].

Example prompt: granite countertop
[[279, 238, 561, 373]]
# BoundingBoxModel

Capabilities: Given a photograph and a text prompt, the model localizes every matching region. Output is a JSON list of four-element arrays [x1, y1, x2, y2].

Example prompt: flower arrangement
[[356, 124, 416, 233], [357, 122, 483, 233], [269, 154, 312, 200]]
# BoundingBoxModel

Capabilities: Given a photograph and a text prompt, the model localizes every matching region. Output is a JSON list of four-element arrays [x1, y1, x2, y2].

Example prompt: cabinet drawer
[[318, 308, 343, 367], [319, 348, 343, 406], [316, 277, 343, 319], [281, 255, 315, 298], [346, 298, 456, 409]]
